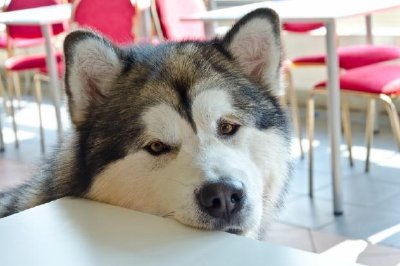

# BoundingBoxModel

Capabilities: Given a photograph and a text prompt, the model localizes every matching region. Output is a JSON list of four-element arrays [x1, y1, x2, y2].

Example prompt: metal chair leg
[[380, 95, 400, 151], [365, 98, 376, 173], [0, 114, 4, 152], [341, 95, 353, 167], [34, 75, 45, 153], [6, 72, 19, 148], [0, 76, 5, 152], [307, 92, 315, 198], [285, 68, 304, 159], [12, 72, 22, 109]]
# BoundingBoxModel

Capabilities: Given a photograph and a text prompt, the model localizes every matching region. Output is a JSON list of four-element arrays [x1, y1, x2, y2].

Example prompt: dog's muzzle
[[197, 180, 245, 224]]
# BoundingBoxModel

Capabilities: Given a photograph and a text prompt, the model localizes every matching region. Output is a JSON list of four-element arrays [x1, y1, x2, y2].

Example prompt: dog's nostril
[[211, 198, 221, 208], [231, 193, 242, 203], [198, 180, 245, 221]]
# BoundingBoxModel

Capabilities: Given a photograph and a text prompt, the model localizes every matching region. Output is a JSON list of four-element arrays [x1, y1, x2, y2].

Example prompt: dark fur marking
[[172, 79, 197, 133]]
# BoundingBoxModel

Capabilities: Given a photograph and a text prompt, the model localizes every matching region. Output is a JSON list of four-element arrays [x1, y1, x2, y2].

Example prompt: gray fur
[[0, 8, 291, 239]]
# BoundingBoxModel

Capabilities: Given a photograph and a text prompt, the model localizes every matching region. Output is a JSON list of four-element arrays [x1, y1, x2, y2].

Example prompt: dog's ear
[[64, 30, 124, 127], [222, 8, 282, 89]]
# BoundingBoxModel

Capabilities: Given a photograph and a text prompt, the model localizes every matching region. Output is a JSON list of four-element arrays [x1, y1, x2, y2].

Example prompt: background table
[[0, 198, 362, 266], [183, 0, 400, 215], [0, 3, 72, 140]]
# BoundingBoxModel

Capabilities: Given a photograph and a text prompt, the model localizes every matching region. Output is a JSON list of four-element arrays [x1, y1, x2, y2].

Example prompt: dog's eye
[[219, 121, 240, 136], [144, 141, 171, 156]]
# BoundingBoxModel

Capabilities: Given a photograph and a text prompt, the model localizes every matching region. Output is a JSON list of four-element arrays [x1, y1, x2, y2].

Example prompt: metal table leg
[[41, 24, 63, 141], [325, 20, 343, 215]]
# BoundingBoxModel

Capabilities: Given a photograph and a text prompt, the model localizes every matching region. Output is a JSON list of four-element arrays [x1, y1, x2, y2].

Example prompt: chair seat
[[0, 33, 44, 49], [292, 45, 400, 70], [315, 64, 400, 95], [5, 52, 63, 71], [283, 23, 323, 33]]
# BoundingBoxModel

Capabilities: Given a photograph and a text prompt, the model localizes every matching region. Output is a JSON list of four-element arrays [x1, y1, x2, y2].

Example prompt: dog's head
[[64, 8, 291, 238]]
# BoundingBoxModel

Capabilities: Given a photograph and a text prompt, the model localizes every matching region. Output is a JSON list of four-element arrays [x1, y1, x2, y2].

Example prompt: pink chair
[[2, 0, 66, 150], [282, 23, 400, 159], [71, 0, 136, 45], [33, 0, 136, 151], [0, 0, 64, 54], [151, 0, 206, 41], [307, 63, 400, 195]]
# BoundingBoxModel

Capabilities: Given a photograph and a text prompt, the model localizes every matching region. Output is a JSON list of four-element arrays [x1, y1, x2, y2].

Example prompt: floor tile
[[264, 222, 315, 252], [381, 231, 400, 249], [278, 196, 363, 229], [356, 243, 400, 266], [379, 194, 400, 214], [309, 230, 349, 253], [314, 174, 400, 207], [320, 209, 400, 243]]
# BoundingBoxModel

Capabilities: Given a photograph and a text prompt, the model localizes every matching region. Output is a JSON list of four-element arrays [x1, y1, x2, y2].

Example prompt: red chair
[[33, 0, 136, 151], [151, 0, 206, 41], [2, 0, 66, 150], [71, 0, 136, 45], [307, 63, 400, 195], [282, 23, 400, 159]]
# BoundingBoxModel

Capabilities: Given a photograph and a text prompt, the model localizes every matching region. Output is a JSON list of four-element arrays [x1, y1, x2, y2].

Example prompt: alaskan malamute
[[0, 8, 291, 239]]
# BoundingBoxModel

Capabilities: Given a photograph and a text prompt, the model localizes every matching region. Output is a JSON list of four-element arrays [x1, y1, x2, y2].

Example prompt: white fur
[[87, 89, 289, 237]]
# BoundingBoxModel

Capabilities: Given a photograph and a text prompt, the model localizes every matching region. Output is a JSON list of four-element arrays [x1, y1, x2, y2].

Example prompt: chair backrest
[[283, 23, 324, 33], [6, 0, 66, 39], [72, 0, 136, 45], [153, 0, 206, 41]]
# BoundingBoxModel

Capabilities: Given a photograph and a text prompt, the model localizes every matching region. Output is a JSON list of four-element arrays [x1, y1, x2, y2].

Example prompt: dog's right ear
[[64, 30, 124, 127]]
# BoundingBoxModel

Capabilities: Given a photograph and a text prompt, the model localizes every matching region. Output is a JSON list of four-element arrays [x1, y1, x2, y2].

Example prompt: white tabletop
[[182, 0, 400, 22], [0, 3, 71, 25], [0, 198, 362, 266]]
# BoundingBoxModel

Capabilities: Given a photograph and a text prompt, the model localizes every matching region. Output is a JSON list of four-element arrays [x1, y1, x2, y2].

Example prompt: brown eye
[[219, 121, 240, 136], [144, 141, 171, 156]]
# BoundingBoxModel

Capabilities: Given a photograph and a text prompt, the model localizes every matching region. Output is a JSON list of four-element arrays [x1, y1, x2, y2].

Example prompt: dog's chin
[[173, 214, 253, 236]]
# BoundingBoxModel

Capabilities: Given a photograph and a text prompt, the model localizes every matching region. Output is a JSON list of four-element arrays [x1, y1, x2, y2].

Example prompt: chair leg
[[341, 95, 353, 167], [34, 75, 45, 153], [12, 73, 22, 109], [6, 72, 19, 148], [380, 95, 400, 151], [365, 98, 376, 173], [285, 68, 304, 159], [0, 113, 4, 152], [0, 76, 5, 152], [307, 92, 315, 198]]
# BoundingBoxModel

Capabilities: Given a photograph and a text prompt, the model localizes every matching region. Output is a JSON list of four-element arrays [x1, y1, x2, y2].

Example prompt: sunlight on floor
[[322, 239, 368, 263], [2, 128, 35, 144], [351, 145, 400, 169], [368, 224, 400, 245]]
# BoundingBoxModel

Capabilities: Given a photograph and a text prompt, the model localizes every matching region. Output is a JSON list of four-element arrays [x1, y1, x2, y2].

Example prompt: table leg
[[365, 15, 373, 45], [325, 20, 343, 215], [41, 24, 63, 141], [365, 15, 380, 133], [205, 0, 217, 38]]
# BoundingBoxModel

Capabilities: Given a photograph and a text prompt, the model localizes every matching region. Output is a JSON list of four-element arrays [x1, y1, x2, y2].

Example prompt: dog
[[0, 8, 291, 239]]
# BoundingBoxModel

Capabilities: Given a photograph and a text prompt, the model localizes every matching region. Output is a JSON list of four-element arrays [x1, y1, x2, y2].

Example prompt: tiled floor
[[1, 99, 400, 266]]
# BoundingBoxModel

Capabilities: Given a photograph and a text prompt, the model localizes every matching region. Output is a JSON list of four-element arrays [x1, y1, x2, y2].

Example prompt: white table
[[0, 198, 362, 266], [0, 4, 72, 140], [183, 0, 400, 215]]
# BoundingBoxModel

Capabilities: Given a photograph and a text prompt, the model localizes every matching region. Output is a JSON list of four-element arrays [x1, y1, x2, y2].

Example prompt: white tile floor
[[1, 100, 400, 266]]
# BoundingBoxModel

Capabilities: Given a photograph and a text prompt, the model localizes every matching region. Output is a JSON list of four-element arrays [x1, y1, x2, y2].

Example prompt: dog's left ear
[[222, 8, 282, 88]]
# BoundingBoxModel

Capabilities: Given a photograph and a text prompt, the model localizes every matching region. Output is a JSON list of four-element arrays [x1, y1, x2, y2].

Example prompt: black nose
[[198, 180, 244, 221]]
